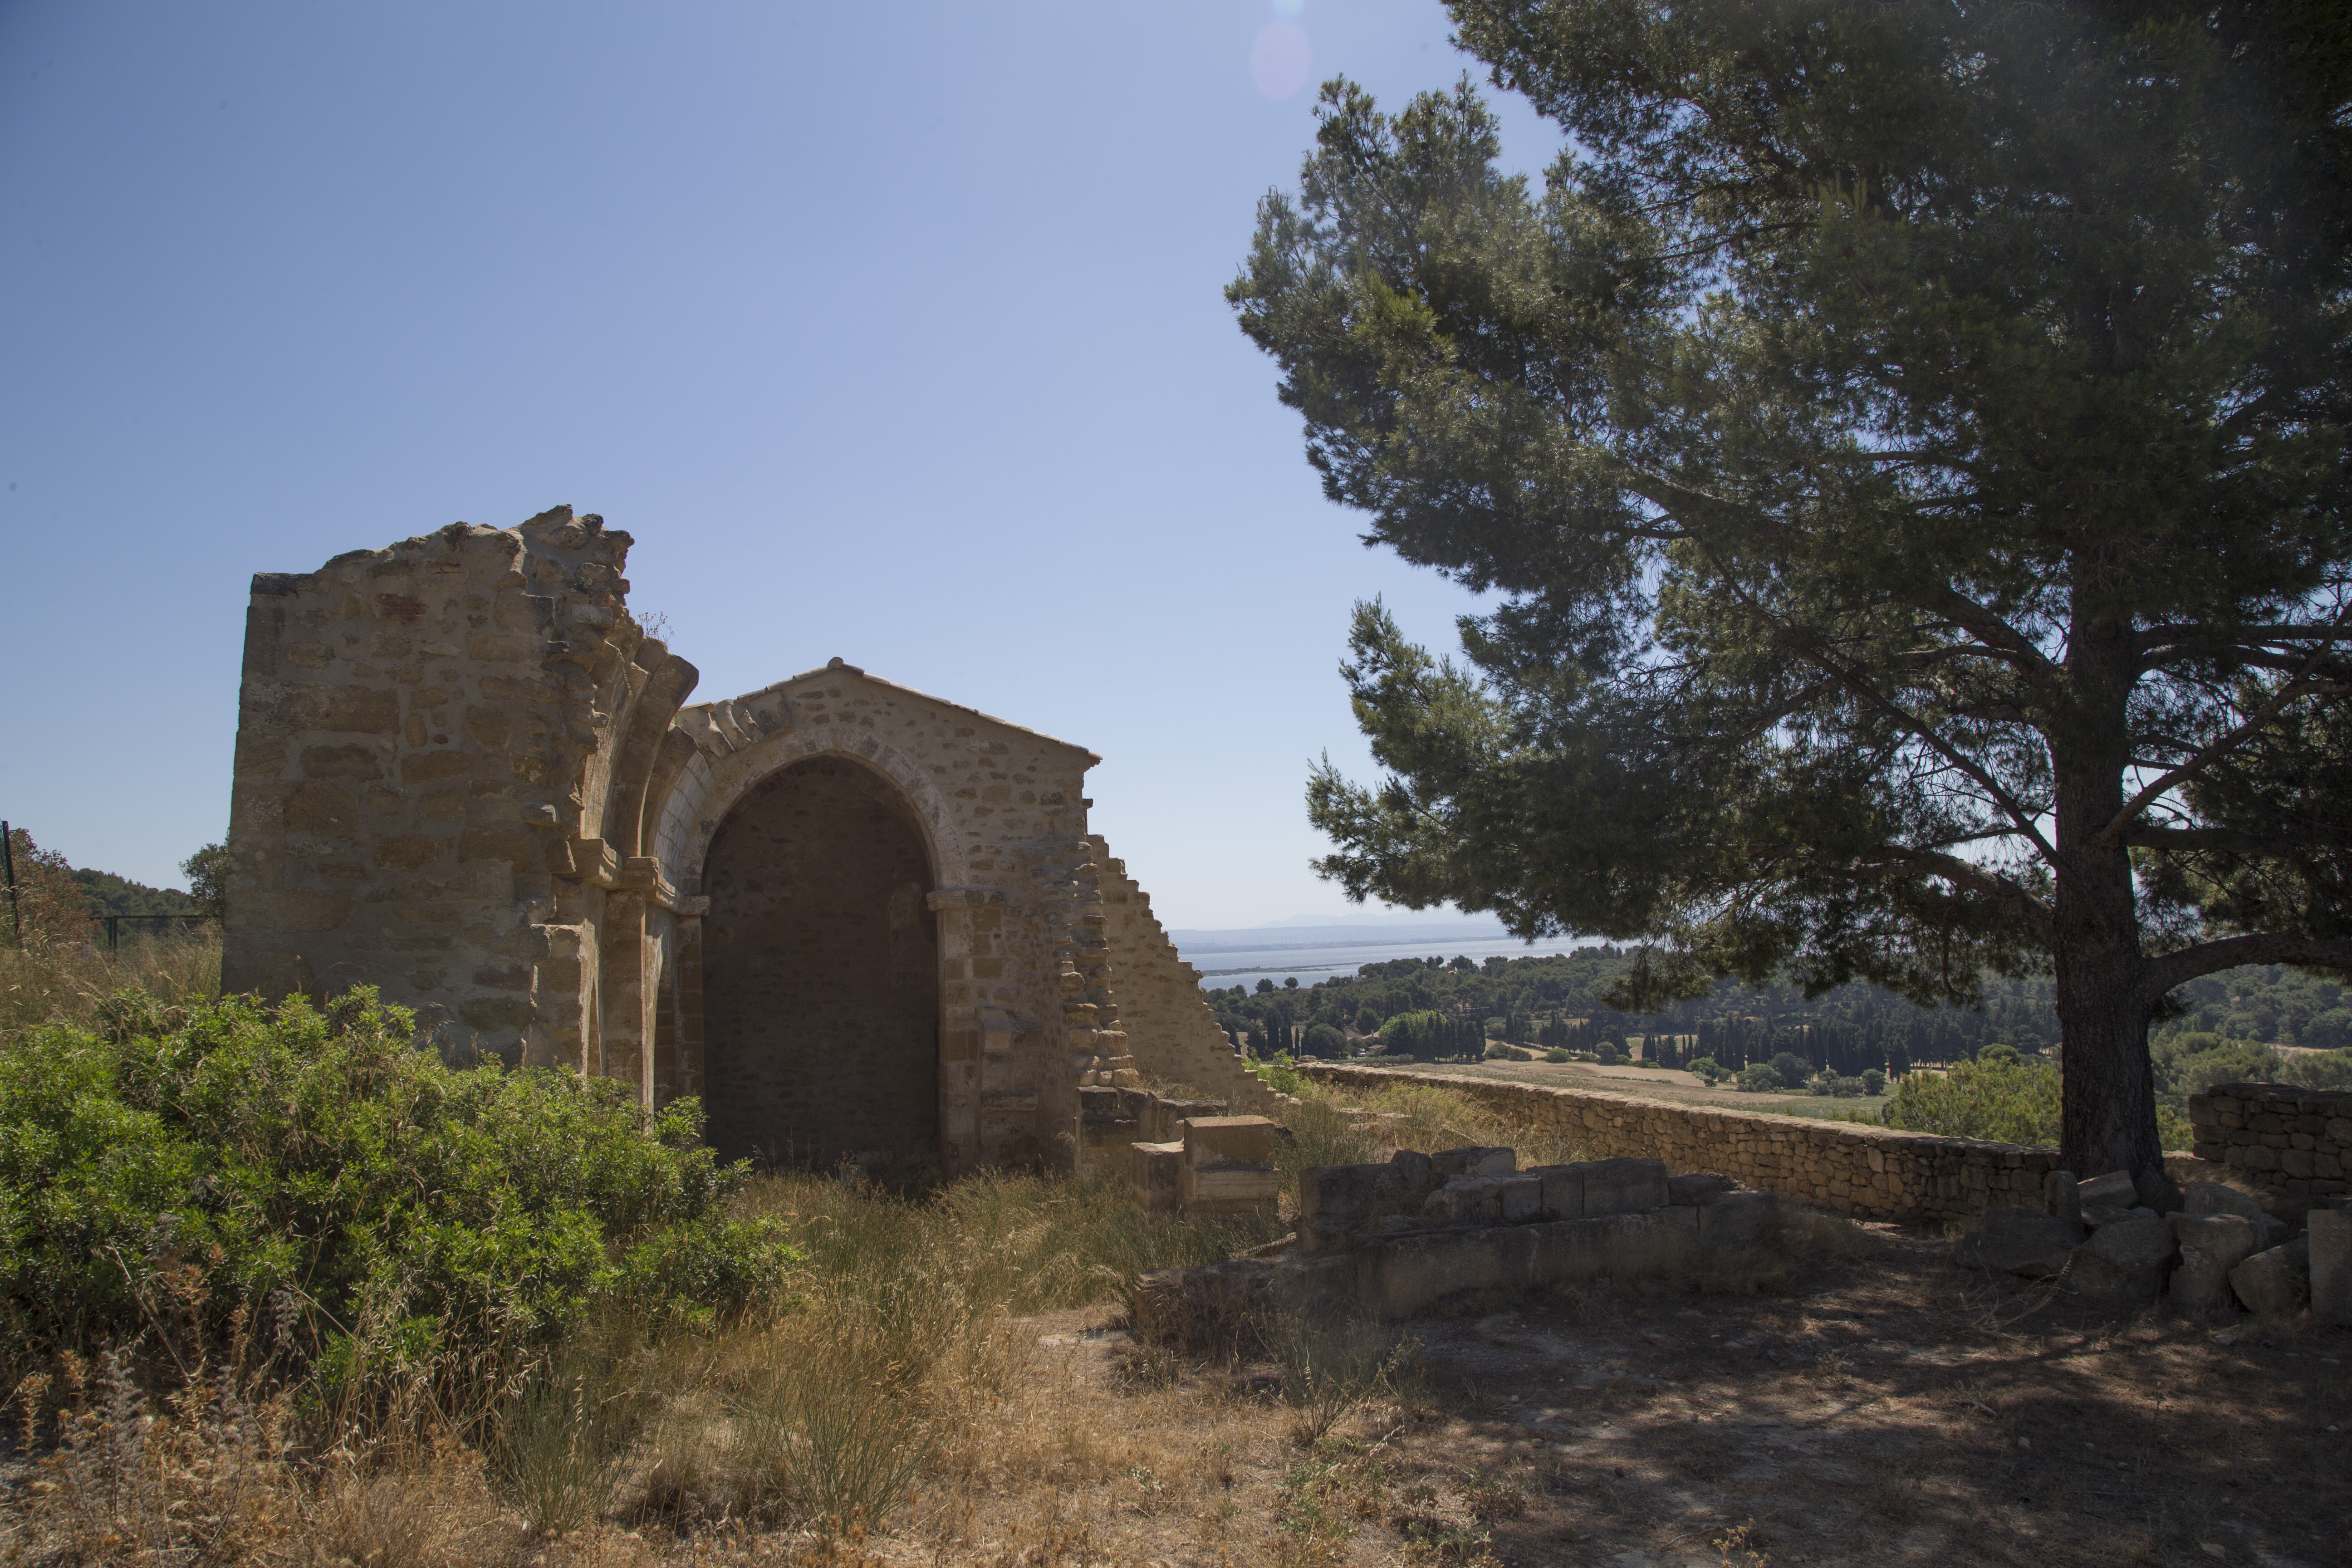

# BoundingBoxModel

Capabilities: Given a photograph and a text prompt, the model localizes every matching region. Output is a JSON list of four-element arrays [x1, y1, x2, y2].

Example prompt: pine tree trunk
[[2053, 623, 2172, 1207]]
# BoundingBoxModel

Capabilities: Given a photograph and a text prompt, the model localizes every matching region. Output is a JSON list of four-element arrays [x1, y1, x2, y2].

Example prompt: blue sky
[[0, 1, 1559, 930]]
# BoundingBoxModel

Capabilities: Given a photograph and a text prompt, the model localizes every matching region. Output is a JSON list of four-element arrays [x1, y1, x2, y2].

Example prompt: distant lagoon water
[[1166, 923, 1593, 994]]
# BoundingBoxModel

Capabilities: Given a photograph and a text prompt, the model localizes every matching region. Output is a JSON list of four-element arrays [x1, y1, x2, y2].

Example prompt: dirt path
[[1376, 1058, 1893, 1122], [865, 1224, 2347, 1568]]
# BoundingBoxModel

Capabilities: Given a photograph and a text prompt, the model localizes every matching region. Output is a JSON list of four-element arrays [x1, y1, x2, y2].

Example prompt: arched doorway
[[698, 755, 940, 1166]]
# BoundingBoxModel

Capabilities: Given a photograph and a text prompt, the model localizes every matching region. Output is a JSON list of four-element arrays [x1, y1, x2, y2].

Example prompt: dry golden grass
[[0, 928, 221, 1044]]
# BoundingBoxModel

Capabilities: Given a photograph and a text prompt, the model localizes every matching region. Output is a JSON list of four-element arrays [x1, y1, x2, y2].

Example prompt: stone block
[[1956, 1209, 2086, 1278], [1179, 1159, 1279, 1217], [1388, 1150, 1435, 1200], [2308, 1209, 2352, 1327], [2078, 1170, 2137, 1208], [1499, 1174, 1543, 1222], [1669, 1173, 1737, 1207], [1698, 1190, 1780, 1249], [1357, 1224, 1540, 1317], [2229, 1239, 2309, 1318], [1130, 1141, 1182, 1214], [1424, 1176, 1506, 1225], [2181, 1181, 2264, 1222], [2064, 1215, 2173, 1301], [2167, 1214, 2257, 1311], [1578, 1157, 1671, 1217], [1298, 1163, 1408, 1227], [1529, 1163, 1582, 1220], [2044, 1168, 2081, 1221], [1431, 1147, 1516, 1179], [1181, 1115, 1278, 1168]]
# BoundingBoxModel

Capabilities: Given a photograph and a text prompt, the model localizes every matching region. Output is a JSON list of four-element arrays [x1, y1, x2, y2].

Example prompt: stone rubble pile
[[1132, 1146, 1778, 1329], [1957, 1168, 2352, 1323]]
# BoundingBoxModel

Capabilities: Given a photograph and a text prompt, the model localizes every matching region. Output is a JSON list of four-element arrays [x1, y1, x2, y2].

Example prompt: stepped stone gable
[[223, 508, 1270, 1172]]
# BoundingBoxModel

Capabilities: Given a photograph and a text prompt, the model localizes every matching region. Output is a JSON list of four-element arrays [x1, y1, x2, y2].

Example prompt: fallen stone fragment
[[2078, 1170, 2138, 1208], [2044, 1169, 2081, 1222], [2228, 1239, 2310, 1318], [2182, 1181, 2265, 1222], [1956, 1208, 2087, 1278], [2167, 1214, 2258, 1312], [2308, 1209, 2351, 1327], [2064, 1215, 2173, 1301]]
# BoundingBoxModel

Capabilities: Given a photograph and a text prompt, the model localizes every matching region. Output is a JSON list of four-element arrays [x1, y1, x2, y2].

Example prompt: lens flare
[[1250, 21, 1312, 100], [1272, 0, 1305, 17]]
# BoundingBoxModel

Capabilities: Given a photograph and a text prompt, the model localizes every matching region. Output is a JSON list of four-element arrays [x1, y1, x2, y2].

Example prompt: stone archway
[[697, 756, 941, 1167]]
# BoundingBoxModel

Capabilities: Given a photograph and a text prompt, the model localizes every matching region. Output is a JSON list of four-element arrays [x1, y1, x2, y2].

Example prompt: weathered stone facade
[[2189, 1083, 2352, 1214], [224, 509, 1271, 1172], [1300, 1064, 2062, 1223]]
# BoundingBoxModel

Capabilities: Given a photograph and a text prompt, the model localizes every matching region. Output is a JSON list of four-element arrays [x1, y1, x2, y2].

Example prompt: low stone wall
[[1300, 1064, 2059, 1224], [2189, 1083, 2352, 1213]]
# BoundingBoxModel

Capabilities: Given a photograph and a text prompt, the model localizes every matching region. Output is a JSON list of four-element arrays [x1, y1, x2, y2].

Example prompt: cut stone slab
[[2078, 1170, 2138, 1208], [1698, 1190, 1780, 1248], [1578, 1156, 1671, 1217], [1430, 1147, 1516, 1179], [2229, 1238, 2310, 1318], [1129, 1140, 1182, 1215], [1388, 1149, 1435, 1200], [1298, 1162, 1409, 1227], [1425, 1176, 1507, 1225], [2065, 1215, 2172, 1301], [1956, 1209, 2087, 1278], [2308, 1209, 2351, 1328], [2044, 1169, 2082, 1222], [2167, 1214, 2257, 1312], [1669, 1173, 1738, 1206], [1181, 1115, 1279, 1168], [2182, 1181, 2265, 1222]]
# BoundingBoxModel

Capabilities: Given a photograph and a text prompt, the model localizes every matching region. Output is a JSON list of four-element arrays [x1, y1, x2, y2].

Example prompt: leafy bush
[[1543, 1047, 1572, 1063], [1686, 1056, 1728, 1085], [1878, 1056, 2059, 1144], [1735, 1063, 1783, 1092], [1768, 1051, 1812, 1083], [1302, 1022, 1346, 1058], [0, 987, 800, 1404], [1861, 1068, 1887, 1096]]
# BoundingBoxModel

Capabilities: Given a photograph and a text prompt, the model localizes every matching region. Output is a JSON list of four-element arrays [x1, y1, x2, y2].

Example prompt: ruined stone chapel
[[222, 507, 1274, 1171]]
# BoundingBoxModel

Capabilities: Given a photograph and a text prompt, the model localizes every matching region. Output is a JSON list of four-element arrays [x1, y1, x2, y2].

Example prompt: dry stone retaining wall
[[1300, 1064, 2060, 1223], [2189, 1083, 2352, 1213]]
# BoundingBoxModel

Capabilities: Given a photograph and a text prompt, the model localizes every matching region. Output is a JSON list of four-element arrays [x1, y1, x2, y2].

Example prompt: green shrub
[[1686, 1056, 1727, 1085], [1302, 1023, 1346, 1058], [1735, 1063, 1782, 1092], [1879, 1056, 2059, 1144], [0, 987, 799, 1405], [1543, 1047, 1571, 1063]]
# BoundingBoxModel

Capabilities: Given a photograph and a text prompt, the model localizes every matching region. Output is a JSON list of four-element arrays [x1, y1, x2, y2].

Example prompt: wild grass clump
[[1284, 1077, 1591, 1169], [0, 926, 220, 1044]]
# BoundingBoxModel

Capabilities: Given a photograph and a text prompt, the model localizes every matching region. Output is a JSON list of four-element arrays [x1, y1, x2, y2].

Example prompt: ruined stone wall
[[224, 511, 1248, 1174], [1089, 838, 1277, 1115], [1300, 1065, 2061, 1223], [223, 508, 699, 1075], [2189, 1083, 2352, 1214]]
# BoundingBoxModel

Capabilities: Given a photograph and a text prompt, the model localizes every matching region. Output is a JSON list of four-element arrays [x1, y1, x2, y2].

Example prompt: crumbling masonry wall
[[223, 508, 697, 1086], [1089, 837, 1278, 1115]]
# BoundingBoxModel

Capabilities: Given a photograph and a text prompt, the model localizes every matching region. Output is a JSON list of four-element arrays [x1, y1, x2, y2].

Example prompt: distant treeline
[[1204, 946, 2352, 1068]]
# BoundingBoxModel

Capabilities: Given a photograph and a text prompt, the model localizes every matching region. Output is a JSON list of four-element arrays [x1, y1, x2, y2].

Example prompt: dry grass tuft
[[0, 929, 221, 1044]]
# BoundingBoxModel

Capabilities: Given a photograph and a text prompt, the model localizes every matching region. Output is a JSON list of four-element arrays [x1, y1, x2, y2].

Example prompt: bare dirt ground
[[793, 1223, 2347, 1568]]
